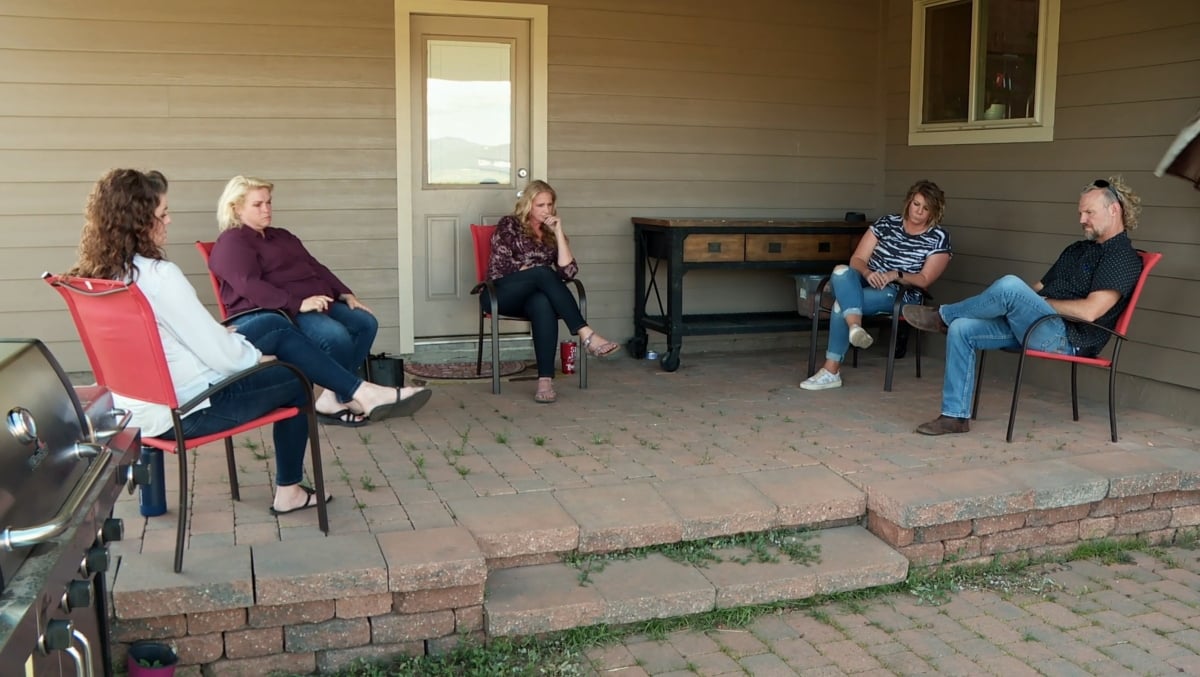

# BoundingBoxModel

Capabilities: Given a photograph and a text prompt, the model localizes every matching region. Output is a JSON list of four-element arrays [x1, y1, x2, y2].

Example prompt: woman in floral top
[[484, 180, 620, 403]]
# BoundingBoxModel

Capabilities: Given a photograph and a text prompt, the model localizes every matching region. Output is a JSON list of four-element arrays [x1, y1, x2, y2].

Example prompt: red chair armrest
[[1020, 313, 1124, 356], [175, 360, 313, 416]]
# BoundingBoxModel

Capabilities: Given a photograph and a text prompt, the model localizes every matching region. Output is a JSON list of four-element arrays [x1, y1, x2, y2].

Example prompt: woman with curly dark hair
[[68, 169, 425, 515]]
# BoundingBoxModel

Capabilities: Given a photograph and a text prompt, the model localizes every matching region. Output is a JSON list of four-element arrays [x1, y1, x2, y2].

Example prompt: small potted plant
[[126, 641, 177, 676]]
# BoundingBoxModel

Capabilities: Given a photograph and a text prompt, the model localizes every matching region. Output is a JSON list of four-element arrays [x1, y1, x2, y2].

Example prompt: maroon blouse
[[486, 215, 578, 281], [208, 226, 352, 318]]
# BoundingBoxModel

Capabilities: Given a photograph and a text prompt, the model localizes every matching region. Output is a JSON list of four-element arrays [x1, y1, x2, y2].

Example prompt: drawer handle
[[818, 241, 832, 253], [767, 242, 782, 254], [707, 242, 722, 253]]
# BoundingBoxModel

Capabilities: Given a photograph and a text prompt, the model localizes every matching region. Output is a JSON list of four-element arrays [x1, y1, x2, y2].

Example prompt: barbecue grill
[[0, 339, 141, 676]]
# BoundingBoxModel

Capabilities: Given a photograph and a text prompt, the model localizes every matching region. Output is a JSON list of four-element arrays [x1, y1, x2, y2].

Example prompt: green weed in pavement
[[564, 528, 821, 585]]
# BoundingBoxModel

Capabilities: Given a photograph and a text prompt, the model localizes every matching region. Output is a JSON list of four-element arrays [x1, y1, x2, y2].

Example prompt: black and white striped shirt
[[867, 214, 953, 303]]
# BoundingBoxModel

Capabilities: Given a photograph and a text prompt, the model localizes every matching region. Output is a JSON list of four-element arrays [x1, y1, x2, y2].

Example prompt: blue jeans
[[157, 363, 309, 487], [939, 275, 1074, 418], [230, 311, 363, 402], [481, 266, 586, 378], [295, 303, 378, 396], [825, 266, 899, 363]]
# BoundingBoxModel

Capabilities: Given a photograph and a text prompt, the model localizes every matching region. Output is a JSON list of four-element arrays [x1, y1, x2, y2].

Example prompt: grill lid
[[0, 339, 94, 590]]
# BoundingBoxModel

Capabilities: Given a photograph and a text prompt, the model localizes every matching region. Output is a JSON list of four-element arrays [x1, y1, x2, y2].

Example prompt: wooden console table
[[631, 217, 867, 371]]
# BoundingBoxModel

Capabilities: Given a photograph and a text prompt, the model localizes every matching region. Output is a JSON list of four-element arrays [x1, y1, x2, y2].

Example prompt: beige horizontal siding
[[551, 122, 878, 157], [0, 16, 392, 56], [0, 118, 395, 150], [3, 0, 392, 26], [0, 0, 398, 373], [0, 84, 396, 118], [0, 51, 393, 88]]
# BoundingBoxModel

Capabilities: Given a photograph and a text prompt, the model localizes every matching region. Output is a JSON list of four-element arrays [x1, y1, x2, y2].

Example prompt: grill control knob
[[123, 462, 152, 494], [39, 618, 74, 653], [62, 579, 93, 612], [101, 517, 124, 543], [82, 545, 109, 575]]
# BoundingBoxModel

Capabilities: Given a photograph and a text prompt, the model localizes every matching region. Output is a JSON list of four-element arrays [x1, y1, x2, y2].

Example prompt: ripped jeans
[[824, 265, 899, 363], [939, 275, 1074, 418]]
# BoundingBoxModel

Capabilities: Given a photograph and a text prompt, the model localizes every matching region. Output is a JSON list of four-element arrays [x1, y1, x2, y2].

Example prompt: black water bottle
[[138, 446, 167, 517]]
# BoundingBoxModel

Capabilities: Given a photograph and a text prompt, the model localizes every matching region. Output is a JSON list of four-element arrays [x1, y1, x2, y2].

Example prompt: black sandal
[[316, 408, 367, 427]]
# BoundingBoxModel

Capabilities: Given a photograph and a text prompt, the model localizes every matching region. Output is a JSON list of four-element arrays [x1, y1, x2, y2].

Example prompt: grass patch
[[317, 635, 589, 677], [1175, 528, 1199, 550], [241, 438, 268, 460], [1065, 536, 1160, 565], [564, 529, 820, 585]]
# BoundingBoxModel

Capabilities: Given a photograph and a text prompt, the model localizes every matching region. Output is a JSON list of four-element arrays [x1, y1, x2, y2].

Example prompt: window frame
[[908, 0, 1061, 146]]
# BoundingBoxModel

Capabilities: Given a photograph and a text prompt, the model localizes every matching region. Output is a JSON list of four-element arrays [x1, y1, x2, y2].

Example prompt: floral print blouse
[[486, 215, 579, 281]]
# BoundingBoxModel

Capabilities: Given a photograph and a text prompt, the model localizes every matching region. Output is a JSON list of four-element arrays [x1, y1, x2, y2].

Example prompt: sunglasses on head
[[1093, 179, 1124, 209]]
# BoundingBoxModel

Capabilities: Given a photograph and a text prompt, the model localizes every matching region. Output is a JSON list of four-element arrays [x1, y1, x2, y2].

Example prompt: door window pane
[[426, 40, 512, 185]]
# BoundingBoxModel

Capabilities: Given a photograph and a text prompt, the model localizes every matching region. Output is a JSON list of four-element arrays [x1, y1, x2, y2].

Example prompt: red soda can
[[560, 339, 578, 374]]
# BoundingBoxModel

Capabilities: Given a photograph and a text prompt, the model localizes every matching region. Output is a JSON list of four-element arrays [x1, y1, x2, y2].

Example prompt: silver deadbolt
[[517, 167, 528, 178]]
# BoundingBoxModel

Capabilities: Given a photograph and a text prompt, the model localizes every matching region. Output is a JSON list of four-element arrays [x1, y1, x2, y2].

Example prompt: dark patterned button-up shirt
[[1039, 231, 1142, 357]]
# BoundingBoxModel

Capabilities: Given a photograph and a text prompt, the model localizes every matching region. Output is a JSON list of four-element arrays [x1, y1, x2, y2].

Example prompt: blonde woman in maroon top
[[483, 180, 619, 403]]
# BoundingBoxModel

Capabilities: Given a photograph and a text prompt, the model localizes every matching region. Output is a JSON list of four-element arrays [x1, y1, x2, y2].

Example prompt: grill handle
[[1, 444, 111, 551], [64, 646, 86, 677], [71, 629, 95, 677], [90, 407, 131, 444]]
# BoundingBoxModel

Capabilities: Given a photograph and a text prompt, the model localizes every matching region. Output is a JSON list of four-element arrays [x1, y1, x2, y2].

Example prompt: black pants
[[481, 266, 586, 378]]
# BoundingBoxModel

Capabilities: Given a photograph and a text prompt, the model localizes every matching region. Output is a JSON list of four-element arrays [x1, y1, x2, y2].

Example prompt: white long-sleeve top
[[115, 255, 262, 436]]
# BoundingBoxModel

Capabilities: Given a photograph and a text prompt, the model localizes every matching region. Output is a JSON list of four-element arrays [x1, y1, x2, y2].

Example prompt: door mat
[[404, 361, 527, 380]]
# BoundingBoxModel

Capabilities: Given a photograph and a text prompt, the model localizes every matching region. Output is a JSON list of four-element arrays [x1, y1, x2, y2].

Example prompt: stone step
[[483, 525, 908, 637], [449, 466, 867, 567]]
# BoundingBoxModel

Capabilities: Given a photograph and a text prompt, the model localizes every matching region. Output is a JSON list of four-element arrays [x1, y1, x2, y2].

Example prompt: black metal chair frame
[[471, 278, 588, 395], [806, 274, 928, 391]]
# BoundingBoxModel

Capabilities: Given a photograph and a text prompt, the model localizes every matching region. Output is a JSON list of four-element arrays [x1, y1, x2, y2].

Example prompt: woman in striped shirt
[[801, 180, 953, 391]]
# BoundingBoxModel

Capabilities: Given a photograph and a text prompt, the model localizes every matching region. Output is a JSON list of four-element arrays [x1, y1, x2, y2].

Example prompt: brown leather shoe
[[915, 415, 970, 435], [903, 305, 948, 334]]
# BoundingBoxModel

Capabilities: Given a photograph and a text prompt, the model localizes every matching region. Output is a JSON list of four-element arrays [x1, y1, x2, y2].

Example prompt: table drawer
[[746, 234, 853, 262], [683, 234, 744, 262]]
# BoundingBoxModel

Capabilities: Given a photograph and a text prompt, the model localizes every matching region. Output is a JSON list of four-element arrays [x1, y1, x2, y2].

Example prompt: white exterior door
[[409, 14, 532, 339]]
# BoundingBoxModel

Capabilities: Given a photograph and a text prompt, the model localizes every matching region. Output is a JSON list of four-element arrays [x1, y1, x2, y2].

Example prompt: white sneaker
[[800, 368, 842, 390], [849, 325, 874, 350]]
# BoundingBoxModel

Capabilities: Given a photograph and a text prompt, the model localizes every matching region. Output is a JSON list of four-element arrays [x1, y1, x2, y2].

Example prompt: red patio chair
[[44, 274, 329, 573], [470, 224, 587, 394], [971, 250, 1162, 443], [194, 240, 229, 320]]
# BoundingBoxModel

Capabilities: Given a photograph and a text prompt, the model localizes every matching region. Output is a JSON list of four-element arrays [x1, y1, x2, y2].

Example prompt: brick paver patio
[[105, 346, 1200, 674], [587, 545, 1200, 676], [119, 346, 1198, 550]]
